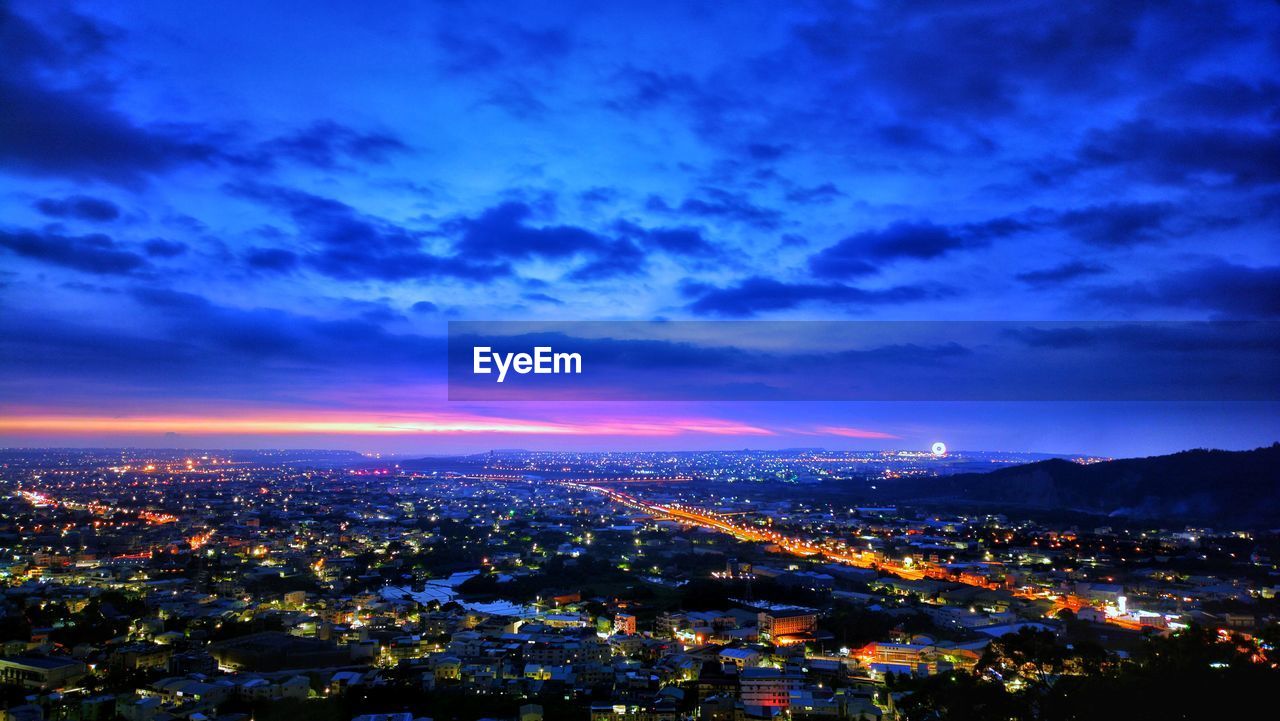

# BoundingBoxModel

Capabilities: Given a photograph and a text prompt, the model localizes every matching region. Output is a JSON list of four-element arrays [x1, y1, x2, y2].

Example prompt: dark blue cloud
[[646, 189, 784, 230], [33, 195, 121, 222], [0, 6, 219, 184], [684, 277, 954, 316], [256, 121, 410, 169], [143, 238, 188, 258], [746, 143, 791, 160], [0, 67, 219, 184], [442, 203, 719, 280], [1057, 202, 1173, 246], [1016, 261, 1109, 286], [1091, 262, 1280, 319], [1078, 121, 1280, 186], [806, 252, 878, 279], [875, 123, 943, 151], [615, 221, 717, 257], [606, 67, 727, 123], [231, 183, 509, 282], [785, 183, 843, 204], [1006, 322, 1279, 353], [0, 229, 148, 275], [578, 187, 620, 207], [0, 284, 453, 409], [0, 6, 423, 188], [128, 286, 443, 365], [244, 247, 299, 272], [1145, 76, 1280, 121], [791, 1, 1246, 120], [845, 222, 967, 260], [451, 202, 608, 260], [565, 240, 647, 281], [522, 292, 564, 306], [808, 218, 1028, 278], [436, 23, 571, 75]]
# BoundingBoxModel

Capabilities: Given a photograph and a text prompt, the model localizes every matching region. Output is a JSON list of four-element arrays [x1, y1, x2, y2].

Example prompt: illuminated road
[[562, 482, 1168, 632], [16, 489, 178, 524], [563, 482, 934, 582]]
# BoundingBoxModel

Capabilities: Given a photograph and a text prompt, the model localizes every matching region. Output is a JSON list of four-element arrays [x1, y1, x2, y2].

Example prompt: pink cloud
[[814, 425, 901, 439]]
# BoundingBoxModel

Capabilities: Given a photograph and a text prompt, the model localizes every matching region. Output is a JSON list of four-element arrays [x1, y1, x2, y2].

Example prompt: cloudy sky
[[2, 0, 1278, 455]]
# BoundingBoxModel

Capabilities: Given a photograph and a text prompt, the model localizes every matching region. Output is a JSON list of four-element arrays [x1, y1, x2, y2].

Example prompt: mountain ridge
[[884, 444, 1280, 526]]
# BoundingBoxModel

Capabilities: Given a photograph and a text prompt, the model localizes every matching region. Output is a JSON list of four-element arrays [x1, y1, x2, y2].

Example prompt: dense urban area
[[1, 447, 1277, 721]]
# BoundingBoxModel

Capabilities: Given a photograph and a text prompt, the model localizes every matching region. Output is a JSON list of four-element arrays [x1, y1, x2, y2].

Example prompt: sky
[[1, 0, 1278, 456]]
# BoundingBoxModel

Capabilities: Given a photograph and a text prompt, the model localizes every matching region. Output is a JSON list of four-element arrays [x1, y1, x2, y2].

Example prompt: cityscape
[[1, 446, 1277, 720]]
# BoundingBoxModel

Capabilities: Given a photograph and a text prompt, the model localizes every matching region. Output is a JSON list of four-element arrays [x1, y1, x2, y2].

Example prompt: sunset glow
[[0, 412, 778, 438]]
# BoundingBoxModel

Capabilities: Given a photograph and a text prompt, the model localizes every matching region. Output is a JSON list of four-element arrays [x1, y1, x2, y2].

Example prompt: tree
[[897, 671, 1027, 721], [978, 628, 1066, 689]]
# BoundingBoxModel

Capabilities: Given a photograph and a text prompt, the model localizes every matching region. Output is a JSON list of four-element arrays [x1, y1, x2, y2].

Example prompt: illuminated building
[[757, 609, 817, 644], [740, 667, 805, 708], [614, 613, 637, 635]]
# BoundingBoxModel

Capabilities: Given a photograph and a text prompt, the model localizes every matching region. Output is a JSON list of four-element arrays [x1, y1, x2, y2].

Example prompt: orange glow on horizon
[[0, 411, 778, 437]]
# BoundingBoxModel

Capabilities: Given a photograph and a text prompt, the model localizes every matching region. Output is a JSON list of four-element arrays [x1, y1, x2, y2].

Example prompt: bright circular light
[[931, 442, 947, 456]]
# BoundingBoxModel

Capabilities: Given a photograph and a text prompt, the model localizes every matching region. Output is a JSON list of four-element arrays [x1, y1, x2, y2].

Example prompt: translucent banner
[[447, 320, 1280, 401]]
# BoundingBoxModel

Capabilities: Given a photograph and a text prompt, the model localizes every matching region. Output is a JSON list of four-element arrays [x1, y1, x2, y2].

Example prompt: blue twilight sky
[[1, 0, 1278, 455]]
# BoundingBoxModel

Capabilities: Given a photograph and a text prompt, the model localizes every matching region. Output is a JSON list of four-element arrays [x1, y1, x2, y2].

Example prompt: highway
[[562, 481, 1164, 632]]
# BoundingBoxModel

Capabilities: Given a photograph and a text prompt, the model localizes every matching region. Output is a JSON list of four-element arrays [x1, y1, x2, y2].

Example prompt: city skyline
[[0, 444, 1276, 720]]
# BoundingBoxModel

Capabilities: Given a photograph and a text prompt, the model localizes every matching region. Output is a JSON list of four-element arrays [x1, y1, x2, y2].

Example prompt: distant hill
[[883, 444, 1280, 527]]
